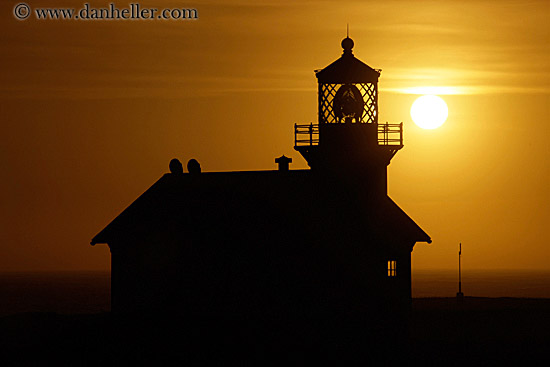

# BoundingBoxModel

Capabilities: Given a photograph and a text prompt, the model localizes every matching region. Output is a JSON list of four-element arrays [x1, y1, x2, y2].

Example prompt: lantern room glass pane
[[319, 82, 377, 124]]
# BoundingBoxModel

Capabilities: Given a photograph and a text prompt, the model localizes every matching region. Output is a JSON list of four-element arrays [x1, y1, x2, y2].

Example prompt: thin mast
[[458, 242, 462, 293], [457, 242, 464, 300]]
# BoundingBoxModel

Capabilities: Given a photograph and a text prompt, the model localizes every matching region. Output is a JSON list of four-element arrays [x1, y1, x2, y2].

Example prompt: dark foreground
[[1, 297, 548, 365]]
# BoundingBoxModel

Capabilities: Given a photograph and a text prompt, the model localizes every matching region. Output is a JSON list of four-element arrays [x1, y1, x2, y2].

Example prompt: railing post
[[400, 122, 403, 146], [294, 123, 297, 146], [309, 123, 313, 146]]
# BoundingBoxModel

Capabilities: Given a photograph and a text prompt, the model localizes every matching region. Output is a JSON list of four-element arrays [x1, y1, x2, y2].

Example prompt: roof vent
[[169, 159, 183, 174], [187, 159, 201, 174], [275, 155, 292, 172]]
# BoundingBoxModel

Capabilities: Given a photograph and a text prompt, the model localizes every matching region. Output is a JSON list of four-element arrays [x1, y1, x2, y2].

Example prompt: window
[[387, 260, 397, 277]]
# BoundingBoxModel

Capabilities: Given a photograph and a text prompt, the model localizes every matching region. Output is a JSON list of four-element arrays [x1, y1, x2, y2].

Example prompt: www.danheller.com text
[[13, 2, 199, 21]]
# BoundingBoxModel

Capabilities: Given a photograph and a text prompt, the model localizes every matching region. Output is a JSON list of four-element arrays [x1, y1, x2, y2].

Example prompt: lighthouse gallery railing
[[294, 122, 403, 148]]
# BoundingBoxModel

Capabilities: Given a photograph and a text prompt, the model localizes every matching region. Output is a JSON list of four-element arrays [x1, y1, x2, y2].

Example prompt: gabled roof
[[374, 197, 432, 245], [91, 170, 313, 246], [91, 170, 430, 247], [91, 174, 167, 246]]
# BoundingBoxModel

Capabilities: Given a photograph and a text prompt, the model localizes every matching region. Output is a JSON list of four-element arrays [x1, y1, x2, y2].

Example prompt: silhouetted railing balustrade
[[294, 123, 320, 146], [377, 122, 403, 147], [294, 122, 403, 148]]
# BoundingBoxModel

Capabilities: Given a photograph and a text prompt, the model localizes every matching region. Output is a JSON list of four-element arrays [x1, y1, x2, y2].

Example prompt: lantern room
[[315, 36, 380, 125], [294, 37, 403, 172]]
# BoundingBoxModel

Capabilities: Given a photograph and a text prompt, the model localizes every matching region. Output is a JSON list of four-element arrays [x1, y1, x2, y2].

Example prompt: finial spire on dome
[[341, 28, 354, 55], [341, 24, 354, 54]]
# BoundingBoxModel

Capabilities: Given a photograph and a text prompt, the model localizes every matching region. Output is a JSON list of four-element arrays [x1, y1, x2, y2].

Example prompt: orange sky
[[1, 0, 549, 272]]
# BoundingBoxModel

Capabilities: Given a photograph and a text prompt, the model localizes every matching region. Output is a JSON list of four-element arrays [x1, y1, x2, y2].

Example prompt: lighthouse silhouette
[[296, 35, 404, 194], [91, 35, 431, 358]]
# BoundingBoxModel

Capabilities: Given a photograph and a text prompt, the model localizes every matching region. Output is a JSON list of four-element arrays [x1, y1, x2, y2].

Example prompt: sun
[[410, 95, 448, 129]]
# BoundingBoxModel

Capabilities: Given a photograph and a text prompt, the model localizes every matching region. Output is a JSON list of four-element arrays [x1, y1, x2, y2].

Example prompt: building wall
[[110, 232, 415, 323]]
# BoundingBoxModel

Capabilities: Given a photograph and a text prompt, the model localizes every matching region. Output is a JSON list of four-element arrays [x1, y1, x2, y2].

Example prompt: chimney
[[275, 155, 292, 172]]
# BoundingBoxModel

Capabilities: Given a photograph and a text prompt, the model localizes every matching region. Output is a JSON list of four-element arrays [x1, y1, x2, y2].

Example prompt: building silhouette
[[91, 37, 431, 353]]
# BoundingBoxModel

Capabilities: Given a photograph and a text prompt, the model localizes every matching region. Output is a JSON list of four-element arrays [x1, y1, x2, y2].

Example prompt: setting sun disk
[[410, 95, 448, 129]]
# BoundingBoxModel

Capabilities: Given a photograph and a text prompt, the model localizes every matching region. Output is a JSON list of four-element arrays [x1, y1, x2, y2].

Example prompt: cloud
[[1, 0, 548, 99]]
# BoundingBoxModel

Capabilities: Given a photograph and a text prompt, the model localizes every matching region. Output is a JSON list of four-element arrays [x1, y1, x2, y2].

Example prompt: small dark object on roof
[[187, 159, 201, 174], [169, 159, 183, 174]]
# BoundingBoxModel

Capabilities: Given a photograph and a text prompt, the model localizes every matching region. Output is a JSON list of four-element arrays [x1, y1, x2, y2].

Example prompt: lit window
[[387, 260, 397, 277]]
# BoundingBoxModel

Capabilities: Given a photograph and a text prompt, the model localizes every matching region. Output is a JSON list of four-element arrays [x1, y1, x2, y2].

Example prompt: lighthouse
[[295, 37, 403, 197], [91, 36, 431, 328]]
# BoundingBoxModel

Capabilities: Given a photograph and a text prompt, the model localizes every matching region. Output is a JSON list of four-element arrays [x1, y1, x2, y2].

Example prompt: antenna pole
[[457, 242, 464, 301], [458, 242, 461, 293], [347, 24, 349, 38]]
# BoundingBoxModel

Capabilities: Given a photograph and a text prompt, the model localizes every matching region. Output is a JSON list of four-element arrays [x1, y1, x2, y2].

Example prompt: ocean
[[0, 271, 110, 317], [0, 269, 548, 316], [412, 269, 550, 298]]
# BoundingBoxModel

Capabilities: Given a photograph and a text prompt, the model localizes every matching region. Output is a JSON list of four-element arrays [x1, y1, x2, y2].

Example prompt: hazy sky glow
[[1, 0, 549, 271]]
